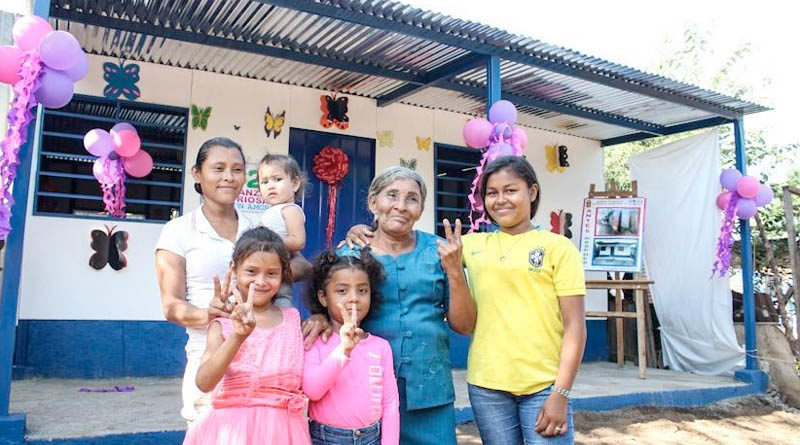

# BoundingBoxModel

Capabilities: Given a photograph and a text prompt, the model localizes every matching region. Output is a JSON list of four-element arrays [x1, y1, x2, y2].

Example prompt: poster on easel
[[579, 197, 646, 272]]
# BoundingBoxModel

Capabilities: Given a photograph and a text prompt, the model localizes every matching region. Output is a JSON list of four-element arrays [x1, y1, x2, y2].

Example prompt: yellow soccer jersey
[[462, 229, 585, 395]]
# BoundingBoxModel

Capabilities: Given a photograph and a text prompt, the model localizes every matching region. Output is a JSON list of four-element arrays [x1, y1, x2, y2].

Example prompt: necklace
[[496, 232, 525, 262]]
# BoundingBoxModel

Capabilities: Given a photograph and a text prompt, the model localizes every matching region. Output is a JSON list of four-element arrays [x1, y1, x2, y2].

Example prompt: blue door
[[289, 128, 375, 314]]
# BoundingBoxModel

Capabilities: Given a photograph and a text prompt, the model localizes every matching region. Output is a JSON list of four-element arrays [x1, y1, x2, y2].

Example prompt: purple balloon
[[92, 158, 106, 181], [498, 142, 514, 157], [720, 168, 742, 191], [111, 122, 136, 134], [754, 184, 774, 207], [39, 30, 83, 71], [34, 68, 74, 108], [488, 100, 517, 125], [736, 199, 757, 219], [61, 50, 88, 81], [84, 129, 114, 157]]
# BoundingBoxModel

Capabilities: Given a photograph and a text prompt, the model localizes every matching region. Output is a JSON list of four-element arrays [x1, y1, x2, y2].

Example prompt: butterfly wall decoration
[[320, 94, 349, 130], [233, 124, 241, 131], [103, 60, 141, 101], [558, 145, 569, 167], [376, 130, 394, 148], [191, 105, 211, 131], [546, 144, 567, 173], [264, 108, 286, 138], [550, 210, 573, 239], [416, 136, 431, 151], [400, 158, 417, 170], [89, 225, 129, 271]]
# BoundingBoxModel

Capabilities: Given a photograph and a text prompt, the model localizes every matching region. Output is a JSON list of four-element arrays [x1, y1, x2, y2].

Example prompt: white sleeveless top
[[259, 203, 305, 237]]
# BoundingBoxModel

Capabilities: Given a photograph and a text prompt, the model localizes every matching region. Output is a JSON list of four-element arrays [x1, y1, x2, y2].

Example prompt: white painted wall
[[18, 54, 606, 320]]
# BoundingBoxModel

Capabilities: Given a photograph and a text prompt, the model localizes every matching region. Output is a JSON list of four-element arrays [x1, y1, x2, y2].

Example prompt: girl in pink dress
[[183, 226, 310, 445], [303, 250, 400, 445]]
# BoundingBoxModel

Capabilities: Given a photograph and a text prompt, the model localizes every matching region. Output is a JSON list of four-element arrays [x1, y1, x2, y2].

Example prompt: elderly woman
[[339, 166, 476, 444]]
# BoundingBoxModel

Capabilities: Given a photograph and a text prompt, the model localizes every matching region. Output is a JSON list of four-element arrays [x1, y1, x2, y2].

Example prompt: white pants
[[181, 340, 212, 423]]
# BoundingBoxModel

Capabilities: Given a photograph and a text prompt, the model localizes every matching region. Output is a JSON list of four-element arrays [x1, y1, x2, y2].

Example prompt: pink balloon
[[111, 122, 136, 134], [736, 199, 757, 219], [123, 150, 154, 178], [39, 30, 83, 71], [34, 68, 74, 108], [112, 129, 141, 157], [61, 50, 88, 81], [463, 118, 493, 148], [716, 191, 733, 211], [511, 127, 528, 150], [736, 176, 760, 199], [12, 15, 54, 51], [84, 129, 115, 157], [0, 45, 24, 85], [754, 184, 774, 207]]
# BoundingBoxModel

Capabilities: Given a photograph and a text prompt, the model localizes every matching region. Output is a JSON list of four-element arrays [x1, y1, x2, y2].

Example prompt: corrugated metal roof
[[48, 0, 769, 142]]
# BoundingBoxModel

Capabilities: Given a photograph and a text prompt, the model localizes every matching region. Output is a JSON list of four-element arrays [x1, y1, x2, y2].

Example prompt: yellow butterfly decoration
[[546, 144, 565, 173], [264, 107, 286, 139], [416, 136, 432, 151], [377, 130, 394, 148]]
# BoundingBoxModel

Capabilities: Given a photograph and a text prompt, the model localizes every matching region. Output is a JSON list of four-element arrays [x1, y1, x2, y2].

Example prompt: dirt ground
[[455, 395, 800, 444]]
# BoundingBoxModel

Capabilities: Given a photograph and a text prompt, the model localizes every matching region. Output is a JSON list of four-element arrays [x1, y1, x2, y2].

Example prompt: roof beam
[[49, 7, 423, 85], [440, 81, 668, 135], [377, 53, 486, 107], [259, 0, 740, 120], [601, 116, 732, 146]]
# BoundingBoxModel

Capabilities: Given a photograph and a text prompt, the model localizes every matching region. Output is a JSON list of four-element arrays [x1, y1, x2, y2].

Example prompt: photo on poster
[[591, 238, 639, 268], [595, 207, 641, 236]]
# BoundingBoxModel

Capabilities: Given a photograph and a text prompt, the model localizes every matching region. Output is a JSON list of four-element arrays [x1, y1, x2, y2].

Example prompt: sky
[[402, 0, 799, 148]]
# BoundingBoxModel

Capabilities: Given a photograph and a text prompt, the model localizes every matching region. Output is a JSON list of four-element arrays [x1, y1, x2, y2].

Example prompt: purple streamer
[[467, 122, 526, 232], [0, 51, 42, 240], [712, 193, 739, 277], [94, 156, 127, 218]]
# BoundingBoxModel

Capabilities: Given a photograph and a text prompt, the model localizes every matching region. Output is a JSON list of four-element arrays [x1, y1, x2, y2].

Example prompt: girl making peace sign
[[303, 250, 400, 445], [183, 227, 310, 445]]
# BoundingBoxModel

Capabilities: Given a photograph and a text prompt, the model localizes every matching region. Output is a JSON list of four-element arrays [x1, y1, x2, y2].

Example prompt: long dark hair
[[479, 156, 541, 221], [192, 137, 245, 195], [232, 226, 292, 284], [305, 249, 384, 320]]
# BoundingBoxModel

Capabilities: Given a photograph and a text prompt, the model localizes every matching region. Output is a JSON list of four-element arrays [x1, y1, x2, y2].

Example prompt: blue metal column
[[0, 2, 49, 442], [732, 118, 758, 371], [486, 55, 501, 113], [732, 118, 768, 391]]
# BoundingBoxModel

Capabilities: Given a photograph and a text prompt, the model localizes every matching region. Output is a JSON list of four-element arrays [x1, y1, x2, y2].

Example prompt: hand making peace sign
[[436, 218, 463, 274], [209, 268, 236, 321], [230, 282, 256, 338], [337, 302, 364, 357]]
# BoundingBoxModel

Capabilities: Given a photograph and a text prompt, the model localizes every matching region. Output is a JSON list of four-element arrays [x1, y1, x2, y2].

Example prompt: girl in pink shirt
[[303, 250, 400, 445]]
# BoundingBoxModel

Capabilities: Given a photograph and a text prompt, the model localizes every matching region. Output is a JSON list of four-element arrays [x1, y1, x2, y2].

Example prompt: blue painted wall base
[[734, 368, 769, 392], [26, 430, 184, 445], [0, 413, 25, 445]]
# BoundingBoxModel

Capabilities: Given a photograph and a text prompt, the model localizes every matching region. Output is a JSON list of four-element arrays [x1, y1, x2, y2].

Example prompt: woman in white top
[[155, 137, 331, 422]]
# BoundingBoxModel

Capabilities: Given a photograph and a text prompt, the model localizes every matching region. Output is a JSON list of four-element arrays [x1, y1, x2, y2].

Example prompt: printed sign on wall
[[235, 163, 269, 219]]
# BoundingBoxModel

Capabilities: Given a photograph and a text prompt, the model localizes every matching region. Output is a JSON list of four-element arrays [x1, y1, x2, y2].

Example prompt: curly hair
[[305, 249, 385, 320], [232, 226, 292, 284]]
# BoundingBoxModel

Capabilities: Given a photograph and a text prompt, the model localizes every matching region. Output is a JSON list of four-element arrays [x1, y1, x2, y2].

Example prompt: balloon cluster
[[1, 15, 88, 106], [84, 123, 154, 218], [461, 100, 528, 231], [0, 16, 88, 240], [712, 168, 774, 277]]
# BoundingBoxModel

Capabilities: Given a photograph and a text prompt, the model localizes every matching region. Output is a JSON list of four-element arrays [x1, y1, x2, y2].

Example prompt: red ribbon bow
[[312, 146, 349, 247]]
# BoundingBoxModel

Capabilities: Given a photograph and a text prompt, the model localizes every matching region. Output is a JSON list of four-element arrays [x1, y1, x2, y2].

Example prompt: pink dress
[[183, 307, 310, 445]]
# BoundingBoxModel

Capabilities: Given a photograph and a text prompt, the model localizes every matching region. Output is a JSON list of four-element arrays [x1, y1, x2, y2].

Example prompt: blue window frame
[[434, 143, 484, 237], [34, 95, 187, 223]]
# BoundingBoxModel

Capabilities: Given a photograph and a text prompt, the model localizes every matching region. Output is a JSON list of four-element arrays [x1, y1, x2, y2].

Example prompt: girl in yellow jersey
[[457, 156, 586, 444]]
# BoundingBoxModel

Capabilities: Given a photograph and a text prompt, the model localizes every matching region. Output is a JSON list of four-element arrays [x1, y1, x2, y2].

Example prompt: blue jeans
[[468, 384, 574, 445], [309, 419, 381, 445]]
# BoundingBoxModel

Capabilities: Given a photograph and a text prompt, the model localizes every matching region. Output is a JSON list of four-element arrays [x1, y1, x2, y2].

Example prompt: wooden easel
[[584, 181, 656, 379]]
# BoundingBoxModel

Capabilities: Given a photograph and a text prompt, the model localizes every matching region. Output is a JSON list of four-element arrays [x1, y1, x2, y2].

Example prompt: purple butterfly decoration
[[103, 61, 141, 101]]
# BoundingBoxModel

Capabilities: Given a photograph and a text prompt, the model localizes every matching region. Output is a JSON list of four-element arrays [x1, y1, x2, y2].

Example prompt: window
[[434, 143, 484, 237], [35, 95, 187, 222]]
